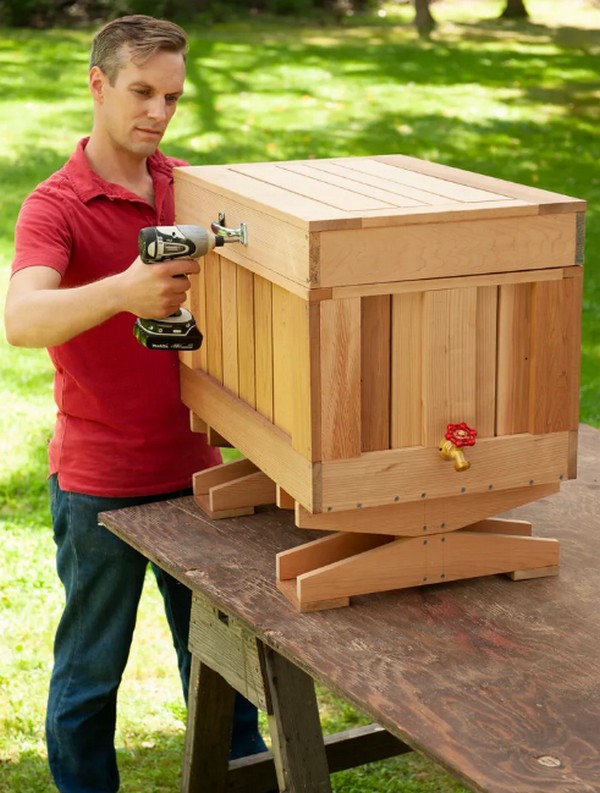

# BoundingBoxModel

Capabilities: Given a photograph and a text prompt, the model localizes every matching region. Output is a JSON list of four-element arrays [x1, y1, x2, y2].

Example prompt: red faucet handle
[[444, 422, 477, 448]]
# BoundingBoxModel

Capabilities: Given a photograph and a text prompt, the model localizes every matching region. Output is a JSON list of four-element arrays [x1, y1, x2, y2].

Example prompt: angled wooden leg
[[193, 458, 276, 519], [277, 531, 560, 612], [261, 645, 332, 793], [182, 655, 236, 793]]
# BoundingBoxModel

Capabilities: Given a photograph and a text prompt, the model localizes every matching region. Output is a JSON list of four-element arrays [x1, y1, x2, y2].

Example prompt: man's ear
[[89, 66, 107, 103]]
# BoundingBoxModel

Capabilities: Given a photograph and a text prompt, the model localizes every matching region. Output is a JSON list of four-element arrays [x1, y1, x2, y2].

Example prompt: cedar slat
[[390, 292, 422, 448], [320, 298, 362, 461], [361, 295, 391, 452]]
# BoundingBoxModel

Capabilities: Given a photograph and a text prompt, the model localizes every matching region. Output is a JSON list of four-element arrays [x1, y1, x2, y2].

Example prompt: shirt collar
[[64, 137, 174, 205]]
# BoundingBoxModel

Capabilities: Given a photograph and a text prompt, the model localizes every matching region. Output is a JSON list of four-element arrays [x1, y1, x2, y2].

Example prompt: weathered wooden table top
[[100, 424, 600, 793]]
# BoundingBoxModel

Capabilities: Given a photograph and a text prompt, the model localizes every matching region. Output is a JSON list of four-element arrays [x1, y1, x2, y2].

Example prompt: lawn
[[1, 1, 599, 790]]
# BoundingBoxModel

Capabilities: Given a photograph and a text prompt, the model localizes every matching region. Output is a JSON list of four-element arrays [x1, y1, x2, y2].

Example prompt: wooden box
[[176, 154, 585, 610]]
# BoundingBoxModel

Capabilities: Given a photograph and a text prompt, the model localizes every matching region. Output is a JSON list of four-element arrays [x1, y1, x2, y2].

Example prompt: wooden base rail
[[192, 439, 560, 612]]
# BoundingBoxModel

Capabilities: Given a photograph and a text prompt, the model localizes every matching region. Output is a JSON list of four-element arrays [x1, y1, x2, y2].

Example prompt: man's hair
[[89, 15, 188, 84]]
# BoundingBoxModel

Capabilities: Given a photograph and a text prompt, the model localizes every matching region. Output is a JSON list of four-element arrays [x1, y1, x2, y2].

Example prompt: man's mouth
[[136, 128, 163, 137]]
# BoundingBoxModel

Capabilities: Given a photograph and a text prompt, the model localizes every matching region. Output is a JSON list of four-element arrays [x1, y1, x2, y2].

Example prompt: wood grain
[[100, 424, 600, 793]]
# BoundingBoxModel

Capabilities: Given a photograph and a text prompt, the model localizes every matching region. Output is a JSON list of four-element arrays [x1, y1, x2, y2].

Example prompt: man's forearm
[[5, 274, 123, 348]]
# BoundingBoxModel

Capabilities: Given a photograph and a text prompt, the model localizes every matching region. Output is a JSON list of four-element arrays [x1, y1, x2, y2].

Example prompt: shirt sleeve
[[12, 186, 74, 278]]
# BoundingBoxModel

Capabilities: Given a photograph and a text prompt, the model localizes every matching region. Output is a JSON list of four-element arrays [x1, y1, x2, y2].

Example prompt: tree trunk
[[500, 0, 529, 19], [414, 0, 436, 38]]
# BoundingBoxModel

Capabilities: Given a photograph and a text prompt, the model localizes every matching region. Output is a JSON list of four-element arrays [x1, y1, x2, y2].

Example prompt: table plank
[[100, 424, 600, 793]]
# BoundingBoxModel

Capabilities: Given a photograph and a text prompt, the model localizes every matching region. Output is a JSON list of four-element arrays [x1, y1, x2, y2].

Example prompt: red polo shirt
[[12, 137, 220, 496]]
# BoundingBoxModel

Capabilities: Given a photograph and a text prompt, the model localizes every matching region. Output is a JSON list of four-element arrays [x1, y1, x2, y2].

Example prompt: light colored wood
[[320, 157, 506, 204], [181, 364, 315, 510], [206, 426, 233, 448], [276, 485, 295, 510], [475, 286, 498, 438], [508, 566, 560, 581], [234, 162, 396, 212], [272, 284, 295, 437], [319, 431, 569, 512], [374, 154, 586, 213], [277, 532, 392, 581], [390, 292, 422, 448], [568, 429, 578, 480], [329, 266, 566, 301], [189, 411, 207, 434], [276, 578, 349, 612], [318, 214, 578, 289], [496, 283, 531, 435], [209, 470, 276, 512], [237, 265, 256, 408], [361, 295, 391, 452], [294, 482, 559, 535], [529, 270, 582, 434], [253, 274, 274, 422], [180, 261, 208, 372], [189, 593, 267, 710], [290, 297, 319, 461], [292, 531, 560, 606], [193, 493, 255, 520], [320, 298, 362, 460], [422, 288, 477, 447], [461, 517, 532, 536], [193, 458, 259, 495], [220, 258, 239, 395], [204, 251, 223, 383], [175, 169, 314, 285], [280, 160, 431, 207]]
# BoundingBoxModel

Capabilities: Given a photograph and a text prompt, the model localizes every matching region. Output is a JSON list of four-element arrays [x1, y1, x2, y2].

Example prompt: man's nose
[[147, 98, 168, 121]]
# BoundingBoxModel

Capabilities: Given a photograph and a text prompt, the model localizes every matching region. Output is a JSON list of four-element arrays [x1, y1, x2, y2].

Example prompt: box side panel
[[318, 268, 581, 511], [318, 213, 579, 288], [320, 433, 569, 512], [180, 365, 314, 509]]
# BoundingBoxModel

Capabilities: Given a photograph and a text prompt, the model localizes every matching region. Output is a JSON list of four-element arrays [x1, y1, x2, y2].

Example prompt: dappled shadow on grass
[[0, 29, 89, 104]]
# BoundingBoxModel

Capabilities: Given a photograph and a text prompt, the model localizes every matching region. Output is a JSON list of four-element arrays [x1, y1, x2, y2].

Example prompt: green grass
[[1, 1, 599, 790]]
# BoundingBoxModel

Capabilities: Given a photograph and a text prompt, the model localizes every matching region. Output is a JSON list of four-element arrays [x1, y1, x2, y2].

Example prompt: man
[[4, 15, 266, 792]]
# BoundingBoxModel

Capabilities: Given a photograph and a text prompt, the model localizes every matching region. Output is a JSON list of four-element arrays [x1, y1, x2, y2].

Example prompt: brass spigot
[[439, 422, 477, 472]]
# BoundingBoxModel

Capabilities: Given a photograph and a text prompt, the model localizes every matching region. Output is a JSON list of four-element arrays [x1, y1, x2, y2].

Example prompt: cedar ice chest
[[176, 154, 585, 611]]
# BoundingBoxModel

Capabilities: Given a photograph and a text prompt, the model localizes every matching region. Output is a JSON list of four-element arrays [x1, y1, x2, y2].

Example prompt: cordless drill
[[133, 225, 224, 351]]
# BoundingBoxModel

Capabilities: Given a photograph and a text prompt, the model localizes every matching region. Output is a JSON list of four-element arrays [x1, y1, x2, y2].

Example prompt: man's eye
[[166, 95, 180, 104], [133, 88, 151, 96]]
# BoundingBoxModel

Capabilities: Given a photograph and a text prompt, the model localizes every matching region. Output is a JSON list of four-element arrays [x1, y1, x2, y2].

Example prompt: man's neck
[[84, 134, 155, 203]]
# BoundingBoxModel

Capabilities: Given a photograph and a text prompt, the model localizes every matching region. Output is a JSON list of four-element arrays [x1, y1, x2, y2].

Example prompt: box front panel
[[317, 267, 581, 512]]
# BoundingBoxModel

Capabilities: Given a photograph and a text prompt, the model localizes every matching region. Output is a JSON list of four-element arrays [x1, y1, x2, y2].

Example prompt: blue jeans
[[46, 475, 266, 793]]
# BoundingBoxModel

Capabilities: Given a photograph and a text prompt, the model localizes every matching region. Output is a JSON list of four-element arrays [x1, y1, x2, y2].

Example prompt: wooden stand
[[192, 450, 560, 612]]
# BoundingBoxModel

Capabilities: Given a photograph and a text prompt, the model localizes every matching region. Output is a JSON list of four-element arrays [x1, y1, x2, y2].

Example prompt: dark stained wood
[[100, 423, 600, 793], [226, 725, 410, 793], [261, 645, 332, 792]]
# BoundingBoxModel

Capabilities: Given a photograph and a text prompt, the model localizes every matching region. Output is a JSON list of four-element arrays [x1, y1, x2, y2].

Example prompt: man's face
[[91, 46, 186, 158]]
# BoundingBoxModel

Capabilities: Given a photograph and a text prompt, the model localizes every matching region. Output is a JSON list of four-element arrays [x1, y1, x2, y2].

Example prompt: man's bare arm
[[4, 257, 199, 349]]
